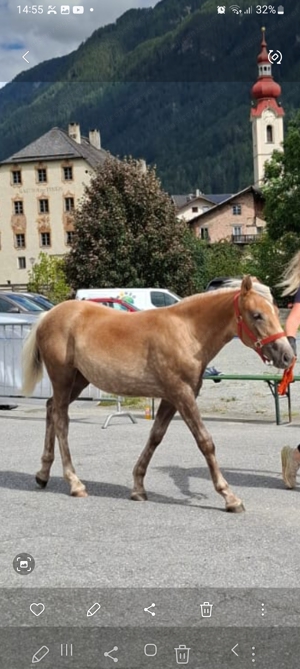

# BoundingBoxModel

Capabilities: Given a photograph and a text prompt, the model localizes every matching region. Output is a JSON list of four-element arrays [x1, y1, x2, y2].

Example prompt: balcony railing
[[231, 234, 258, 244]]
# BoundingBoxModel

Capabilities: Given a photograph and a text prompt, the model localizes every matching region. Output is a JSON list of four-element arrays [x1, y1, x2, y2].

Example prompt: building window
[[39, 199, 49, 213], [192, 206, 198, 213], [64, 197, 74, 212], [15, 233, 25, 248], [266, 125, 274, 143], [18, 257, 26, 269], [233, 226, 242, 236], [66, 231, 74, 245], [232, 204, 242, 215], [37, 168, 47, 183], [200, 227, 209, 240], [40, 232, 51, 247], [14, 200, 24, 214], [63, 166, 73, 181], [12, 170, 22, 184]]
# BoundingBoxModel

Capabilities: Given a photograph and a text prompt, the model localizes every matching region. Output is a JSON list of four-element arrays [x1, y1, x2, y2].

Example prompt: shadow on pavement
[[157, 464, 300, 493], [0, 470, 223, 510]]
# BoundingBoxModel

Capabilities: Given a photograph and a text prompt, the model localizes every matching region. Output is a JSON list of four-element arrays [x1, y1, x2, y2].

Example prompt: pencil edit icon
[[31, 645, 50, 663], [87, 602, 101, 617]]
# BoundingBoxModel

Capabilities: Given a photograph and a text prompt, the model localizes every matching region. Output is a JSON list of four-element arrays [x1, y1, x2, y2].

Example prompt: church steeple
[[250, 27, 284, 185]]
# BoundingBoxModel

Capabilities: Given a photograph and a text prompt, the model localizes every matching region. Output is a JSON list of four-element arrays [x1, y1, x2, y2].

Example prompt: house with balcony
[[187, 186, 265, 243]]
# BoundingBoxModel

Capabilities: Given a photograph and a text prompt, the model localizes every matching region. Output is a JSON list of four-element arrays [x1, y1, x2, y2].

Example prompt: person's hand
[[287, 335, 297, 357]]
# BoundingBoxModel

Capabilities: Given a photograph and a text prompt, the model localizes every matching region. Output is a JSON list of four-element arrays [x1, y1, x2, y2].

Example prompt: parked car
[[87, 298, 140, 312], [0, 292, 46, 313], [205, 277, 242, 291], [0, 312, 39, 325], [76, 287, 181, 310], [22, 293, 54, 310]]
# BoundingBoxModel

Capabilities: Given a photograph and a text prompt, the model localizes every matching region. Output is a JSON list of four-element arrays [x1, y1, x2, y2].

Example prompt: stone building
[[188, 186, 265, 243], [0, 123, 108, 285]]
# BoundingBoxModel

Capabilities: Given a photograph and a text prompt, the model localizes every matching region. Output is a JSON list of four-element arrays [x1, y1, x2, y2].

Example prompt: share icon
[[104, 646, 118, 662], [144, 603, 156, 616]]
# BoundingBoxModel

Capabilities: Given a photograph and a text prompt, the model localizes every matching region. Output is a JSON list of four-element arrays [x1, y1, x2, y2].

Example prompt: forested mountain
[[0, 0, 299, 193]]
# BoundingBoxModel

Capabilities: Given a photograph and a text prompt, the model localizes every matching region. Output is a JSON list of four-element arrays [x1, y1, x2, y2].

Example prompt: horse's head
[[235, 275, 294, 369]]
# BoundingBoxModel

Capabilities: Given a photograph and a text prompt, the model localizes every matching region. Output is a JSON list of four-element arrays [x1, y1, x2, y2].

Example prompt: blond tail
[[21, 314, 47, 396]]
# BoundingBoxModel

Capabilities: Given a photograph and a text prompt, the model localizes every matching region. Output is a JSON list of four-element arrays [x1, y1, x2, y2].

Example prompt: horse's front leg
[[176, 390, 245, 512], [131, 399, 176, 501]]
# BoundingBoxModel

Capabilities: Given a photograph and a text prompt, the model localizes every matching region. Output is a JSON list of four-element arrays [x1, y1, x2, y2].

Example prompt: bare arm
[[285, 303, 300, 337]]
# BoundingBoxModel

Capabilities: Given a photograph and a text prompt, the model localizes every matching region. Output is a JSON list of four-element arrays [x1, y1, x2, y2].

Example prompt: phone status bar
[[17, 5, 94, 15], [217, 5, 285, 14]]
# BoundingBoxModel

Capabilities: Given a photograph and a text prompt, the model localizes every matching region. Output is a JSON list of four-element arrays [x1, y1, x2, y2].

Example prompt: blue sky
[[0, 0, 158, 85]]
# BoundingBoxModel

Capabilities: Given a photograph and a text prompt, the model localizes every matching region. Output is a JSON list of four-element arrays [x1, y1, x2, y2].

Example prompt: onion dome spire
[[251, 27, 282, 101]]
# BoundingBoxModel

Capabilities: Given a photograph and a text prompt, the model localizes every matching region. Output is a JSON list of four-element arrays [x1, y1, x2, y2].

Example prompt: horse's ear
[[241, 275, 252, 295]]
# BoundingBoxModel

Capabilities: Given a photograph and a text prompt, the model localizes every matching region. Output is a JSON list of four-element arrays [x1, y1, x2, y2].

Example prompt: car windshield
[[27, 294, 54, 310], [8, 295, 45, 311]]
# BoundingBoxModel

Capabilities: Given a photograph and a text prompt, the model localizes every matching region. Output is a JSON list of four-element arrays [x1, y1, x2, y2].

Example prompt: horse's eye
[[252, 312, 263, 321]]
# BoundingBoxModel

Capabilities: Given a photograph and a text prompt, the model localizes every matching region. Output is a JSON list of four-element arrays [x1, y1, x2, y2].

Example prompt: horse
[[21, 276, 294, 512]]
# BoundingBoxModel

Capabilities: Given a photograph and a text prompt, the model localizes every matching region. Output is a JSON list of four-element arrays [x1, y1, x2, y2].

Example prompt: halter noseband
[[234, 291, 286, 362]]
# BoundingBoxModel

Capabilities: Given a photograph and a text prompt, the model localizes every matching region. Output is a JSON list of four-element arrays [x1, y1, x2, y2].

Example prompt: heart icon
[[30, 603, 45, 617]]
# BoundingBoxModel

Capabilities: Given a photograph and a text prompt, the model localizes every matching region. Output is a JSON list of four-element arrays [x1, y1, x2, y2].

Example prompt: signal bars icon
[[244, 6, 253, 13]]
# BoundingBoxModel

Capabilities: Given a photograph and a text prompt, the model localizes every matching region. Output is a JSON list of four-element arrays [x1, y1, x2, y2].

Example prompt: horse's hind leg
[[36, 397, 56, 488], [131, 399, 176, 501], [36, 371, 89, 495]]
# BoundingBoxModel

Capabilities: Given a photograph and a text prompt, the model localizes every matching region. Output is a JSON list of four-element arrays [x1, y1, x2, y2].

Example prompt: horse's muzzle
[[263, 338, 295, 369]]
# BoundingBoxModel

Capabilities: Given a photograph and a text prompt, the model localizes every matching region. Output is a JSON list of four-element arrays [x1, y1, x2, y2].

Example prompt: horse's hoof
[[36, 475, 48, 488], [71, 489, 88, 497], [226, 501, 245, 513], [131, 491, 148, 501]]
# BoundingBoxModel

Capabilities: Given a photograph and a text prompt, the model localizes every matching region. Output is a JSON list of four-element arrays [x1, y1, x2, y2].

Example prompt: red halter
[[233, 291, 286, 362]]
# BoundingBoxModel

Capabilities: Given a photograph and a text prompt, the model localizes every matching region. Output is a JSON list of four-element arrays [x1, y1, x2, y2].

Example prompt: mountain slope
[[0, 0, 299, 192]]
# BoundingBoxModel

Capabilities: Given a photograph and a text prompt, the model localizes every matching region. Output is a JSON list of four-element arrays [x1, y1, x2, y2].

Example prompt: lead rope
[[278, 357, 296, 395]]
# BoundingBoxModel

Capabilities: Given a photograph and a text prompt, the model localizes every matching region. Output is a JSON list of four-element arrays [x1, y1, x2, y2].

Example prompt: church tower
[[250, 27, 284, 186]]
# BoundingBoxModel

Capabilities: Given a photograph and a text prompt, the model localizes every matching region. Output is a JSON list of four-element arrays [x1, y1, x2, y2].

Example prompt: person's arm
[[285, 302, 300, 338], [285, 292, 300, 356]]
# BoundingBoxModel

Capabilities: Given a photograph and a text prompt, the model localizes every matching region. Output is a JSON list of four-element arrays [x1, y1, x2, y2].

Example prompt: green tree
[[263, 111, 300, 240], [205, 240, 244, 283], [242, 232, 300, 305], [65, 156, 197, 296], [27, 252, 71, 303]]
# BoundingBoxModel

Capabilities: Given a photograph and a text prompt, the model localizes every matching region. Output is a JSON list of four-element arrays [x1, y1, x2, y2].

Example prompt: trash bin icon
[[200, 601, 213, 618], [174, 644, 190, 664]]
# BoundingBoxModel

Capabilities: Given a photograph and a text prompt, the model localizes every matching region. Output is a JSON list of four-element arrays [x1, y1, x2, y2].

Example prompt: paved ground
[[2, 335, 300, 667], [1, 392, 300, 591]]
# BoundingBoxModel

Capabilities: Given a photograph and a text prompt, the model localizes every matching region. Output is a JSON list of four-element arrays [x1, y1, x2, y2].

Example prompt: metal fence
[[0, 320, 102, 400]]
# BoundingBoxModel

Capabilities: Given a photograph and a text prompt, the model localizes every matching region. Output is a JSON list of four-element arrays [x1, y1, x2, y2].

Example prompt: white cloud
[[0, 0, 156, 83]]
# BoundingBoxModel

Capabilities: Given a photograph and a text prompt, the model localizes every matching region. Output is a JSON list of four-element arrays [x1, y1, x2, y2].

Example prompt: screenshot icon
[[13, 553, 35, 575]]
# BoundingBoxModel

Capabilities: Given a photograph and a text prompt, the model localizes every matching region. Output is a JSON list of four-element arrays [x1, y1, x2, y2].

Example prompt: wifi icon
[[230, 4, 242, 12]]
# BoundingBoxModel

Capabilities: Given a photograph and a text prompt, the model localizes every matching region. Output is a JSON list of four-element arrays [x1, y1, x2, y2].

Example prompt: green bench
[[203, 374, 300, 425]]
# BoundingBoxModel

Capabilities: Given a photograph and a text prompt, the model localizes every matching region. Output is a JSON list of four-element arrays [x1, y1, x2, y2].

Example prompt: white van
[[75, 287, 181, 310]]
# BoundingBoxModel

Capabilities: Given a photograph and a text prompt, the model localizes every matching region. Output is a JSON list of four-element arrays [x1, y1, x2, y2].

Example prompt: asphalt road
[[1, 399, 300, 591]]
